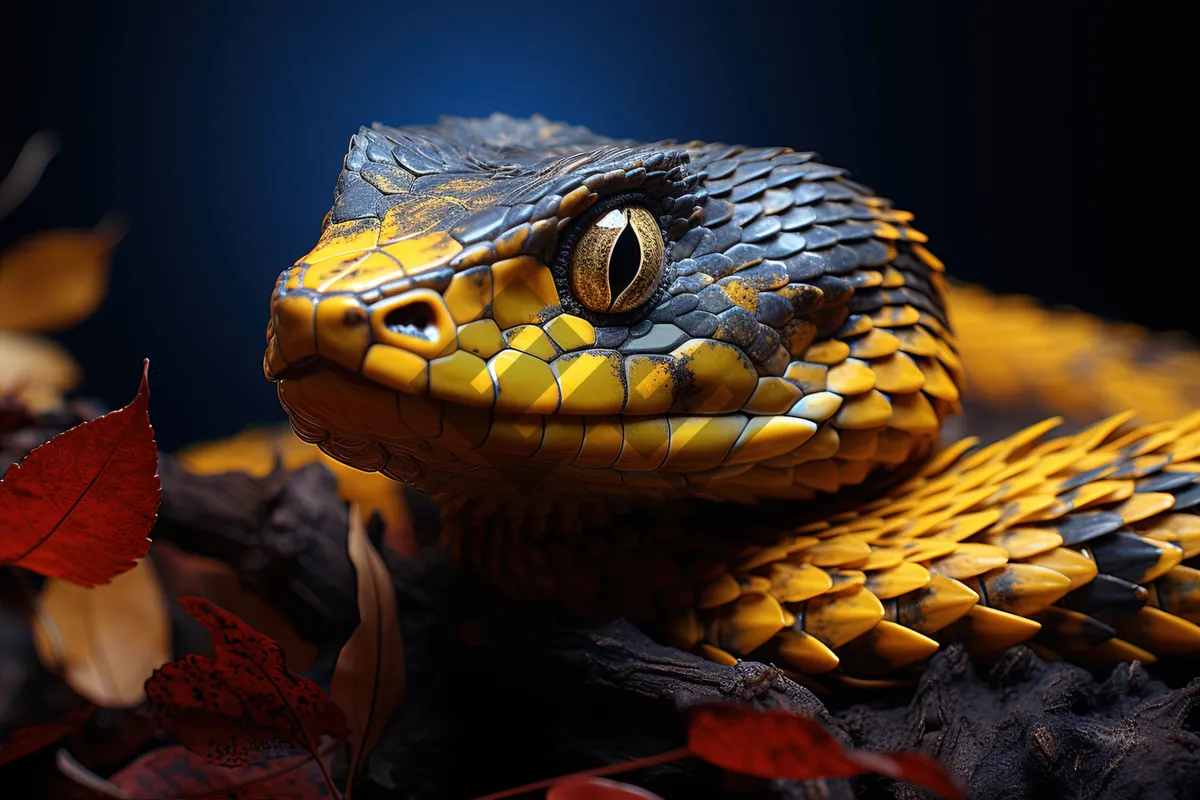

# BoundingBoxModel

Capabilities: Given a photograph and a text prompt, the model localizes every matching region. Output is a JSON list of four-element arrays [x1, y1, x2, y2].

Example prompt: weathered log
[[155, 456, 360, 676]]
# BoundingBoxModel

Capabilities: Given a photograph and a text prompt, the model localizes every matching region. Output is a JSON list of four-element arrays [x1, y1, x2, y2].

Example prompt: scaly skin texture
[[265, 114, 1200, 685]]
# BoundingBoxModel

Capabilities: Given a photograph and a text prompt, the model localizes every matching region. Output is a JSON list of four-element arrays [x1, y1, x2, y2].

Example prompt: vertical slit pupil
[[607, 213, 643, 305]]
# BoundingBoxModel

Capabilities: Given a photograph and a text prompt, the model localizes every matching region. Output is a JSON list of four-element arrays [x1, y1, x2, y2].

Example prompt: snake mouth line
[[271, 354, 381, 388]]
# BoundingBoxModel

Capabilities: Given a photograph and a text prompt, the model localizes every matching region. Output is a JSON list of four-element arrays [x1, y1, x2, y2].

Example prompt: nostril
[[383, 300, 441, 342]]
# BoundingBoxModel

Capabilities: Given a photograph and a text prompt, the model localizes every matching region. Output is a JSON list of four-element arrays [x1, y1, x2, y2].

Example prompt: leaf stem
[[257, 663, 343, 799], [469, 747, 693, 800]]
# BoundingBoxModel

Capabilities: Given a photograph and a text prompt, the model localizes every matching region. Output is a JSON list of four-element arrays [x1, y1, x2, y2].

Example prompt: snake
[[263, 114, 1200, 687]]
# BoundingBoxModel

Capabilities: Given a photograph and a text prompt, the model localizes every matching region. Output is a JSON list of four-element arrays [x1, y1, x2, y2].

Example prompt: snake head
[[266, 114, 963, 504]]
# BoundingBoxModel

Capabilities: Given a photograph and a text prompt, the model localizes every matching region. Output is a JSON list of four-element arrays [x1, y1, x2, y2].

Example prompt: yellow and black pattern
[[264, 114, 1200, 681], [665, 411, 1200, 685]]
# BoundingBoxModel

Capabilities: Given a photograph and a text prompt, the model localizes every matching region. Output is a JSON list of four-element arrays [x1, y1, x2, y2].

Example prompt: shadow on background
[[3, 0, 1185, 450]]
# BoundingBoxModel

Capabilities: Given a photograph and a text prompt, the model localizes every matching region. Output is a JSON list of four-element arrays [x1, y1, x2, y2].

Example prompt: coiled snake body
[[265, 114, 1200, 686]]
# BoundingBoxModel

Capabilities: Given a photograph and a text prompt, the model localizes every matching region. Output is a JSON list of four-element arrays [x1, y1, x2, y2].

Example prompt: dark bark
[[154, 456, 360, 677]]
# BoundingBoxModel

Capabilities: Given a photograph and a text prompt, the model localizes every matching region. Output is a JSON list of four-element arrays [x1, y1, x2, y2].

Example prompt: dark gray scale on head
[[594, 326, 630, 348], [693, 224, 743, 258], [330, 174, 383, 223], [650, 294, 699, 323], [620, 324, 688, 354]]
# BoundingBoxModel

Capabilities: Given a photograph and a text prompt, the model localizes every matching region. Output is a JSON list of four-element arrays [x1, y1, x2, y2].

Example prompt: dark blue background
[[5, 1, 1185, 450]]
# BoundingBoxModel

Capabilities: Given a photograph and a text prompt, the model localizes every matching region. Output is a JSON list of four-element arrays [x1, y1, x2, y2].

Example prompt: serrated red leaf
[[547, 777, 666, 800], [0, 359, 159, 586], [108, 745, 333, 799], [0, 703, 94, 766], [145, 597, 347, 769], [686, 704, 963, 799]]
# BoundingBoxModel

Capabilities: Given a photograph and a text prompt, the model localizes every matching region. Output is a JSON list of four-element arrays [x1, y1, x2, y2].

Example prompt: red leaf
[[107, 745, 333, 799], [145, 597, 347, 768], [0, 360, 159, 586], [547, 777, 666, 800], [848, 751, 965, 800], [686, 704, 963, 799], [0, 703, 94, 766]]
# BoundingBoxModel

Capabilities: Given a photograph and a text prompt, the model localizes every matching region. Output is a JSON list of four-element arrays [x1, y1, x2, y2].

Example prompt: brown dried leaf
[[331, 505, 405, 791], [0, 331, 80, 412], [0, 216, 125, 332], [32, 558, 172, 708], [0, 130, 59, 219]]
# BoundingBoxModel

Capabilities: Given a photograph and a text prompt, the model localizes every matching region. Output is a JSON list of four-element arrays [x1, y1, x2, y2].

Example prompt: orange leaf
[[686, 704, 962, 799], [0, 360, 159, 586], [32, 557, 172, 707], [547, 777, 666, 800], [0, 216, 125, 331], [0, 331, 80, 413], [145, 597, 346, 771], [0, 703, 93, 766], [175, 425, 411, 538]]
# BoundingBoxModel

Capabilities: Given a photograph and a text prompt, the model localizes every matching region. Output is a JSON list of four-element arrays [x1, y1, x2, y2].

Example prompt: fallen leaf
[[686, 704, 963, 799], [145, 597, 346, 769], [0, 130, 59, 220], [151, 541, 318, 671], [0, 360, 159, 586], [0, 703, 94, 767], [174, 425, 318, 477], [547, 777, 666, 800], [331, 505, 405, 791], [0, 215, 125, 331], [58, 744, 336, 800], [175, 425, 411, 539], [32, 557, 171, 707], [0, 331, 80, 412], [468, 749, 692, 800]]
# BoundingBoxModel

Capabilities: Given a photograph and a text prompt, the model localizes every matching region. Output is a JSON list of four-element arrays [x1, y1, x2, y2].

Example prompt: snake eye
[[568, 205, 665, 315]]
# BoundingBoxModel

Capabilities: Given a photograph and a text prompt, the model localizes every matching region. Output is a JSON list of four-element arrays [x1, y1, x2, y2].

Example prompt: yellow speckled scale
[[264, 114, 1200, 684]]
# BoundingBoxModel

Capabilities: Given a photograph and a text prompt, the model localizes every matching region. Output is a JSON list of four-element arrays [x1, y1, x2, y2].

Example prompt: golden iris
[[568, 206, 665, 314]]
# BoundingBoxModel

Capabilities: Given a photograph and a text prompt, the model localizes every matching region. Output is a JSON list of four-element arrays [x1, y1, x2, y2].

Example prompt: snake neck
[[436, 456, 925, 617]]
